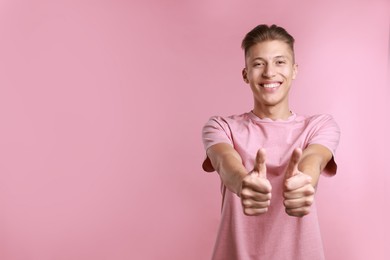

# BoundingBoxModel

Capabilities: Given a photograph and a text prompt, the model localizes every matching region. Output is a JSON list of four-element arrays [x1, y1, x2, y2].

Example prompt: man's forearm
[[215, 153, 248, 195], [299, 157, 321, 188], [299, 144, 333, 188], [207, 144, 248, 195]]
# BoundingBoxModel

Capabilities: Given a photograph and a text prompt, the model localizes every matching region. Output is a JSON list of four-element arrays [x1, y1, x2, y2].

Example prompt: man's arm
[[207, 143, 272, 216], [299, 143, 333, 187], [283, 144, 334, 217], [206, 143, 247, 195]]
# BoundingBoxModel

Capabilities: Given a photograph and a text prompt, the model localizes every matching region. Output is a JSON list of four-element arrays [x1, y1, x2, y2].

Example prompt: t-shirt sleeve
[[307, 114, 341, 176], [201, 116, 233, 172]]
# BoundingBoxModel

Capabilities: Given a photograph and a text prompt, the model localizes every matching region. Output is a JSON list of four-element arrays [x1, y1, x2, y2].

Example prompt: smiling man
[[202, 24, 340, 260]]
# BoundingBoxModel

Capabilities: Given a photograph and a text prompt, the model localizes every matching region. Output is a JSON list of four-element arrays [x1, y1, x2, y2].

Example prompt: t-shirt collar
[[249, 110, 297, 123]]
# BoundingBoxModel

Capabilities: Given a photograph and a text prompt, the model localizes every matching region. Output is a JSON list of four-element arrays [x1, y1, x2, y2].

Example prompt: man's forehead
[[246, 43, 294, 61], [247, 41, 293, 56], [250, 55, 290, 60]]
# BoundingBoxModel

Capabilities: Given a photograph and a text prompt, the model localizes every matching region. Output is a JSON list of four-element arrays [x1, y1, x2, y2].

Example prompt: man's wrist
[[235, 171, 248, 197]]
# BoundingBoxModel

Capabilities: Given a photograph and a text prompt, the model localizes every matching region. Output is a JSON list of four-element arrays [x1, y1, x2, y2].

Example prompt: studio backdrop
[[0, 0, 389, 259]]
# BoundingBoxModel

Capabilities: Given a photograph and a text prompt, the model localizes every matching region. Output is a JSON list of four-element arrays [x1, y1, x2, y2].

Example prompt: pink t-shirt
[[202, 112, 340, 260]]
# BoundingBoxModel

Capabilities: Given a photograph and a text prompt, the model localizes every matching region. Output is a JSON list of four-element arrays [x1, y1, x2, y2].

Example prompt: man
[[202, 24, 340, 260]]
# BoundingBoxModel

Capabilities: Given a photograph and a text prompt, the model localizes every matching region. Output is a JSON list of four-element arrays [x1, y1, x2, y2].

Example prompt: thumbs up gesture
[[283, 148, 315, 217], [240, 149, 272, 216]]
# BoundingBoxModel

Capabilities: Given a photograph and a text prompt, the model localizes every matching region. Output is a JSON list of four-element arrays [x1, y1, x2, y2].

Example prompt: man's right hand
[[239, 148, 272, 216]]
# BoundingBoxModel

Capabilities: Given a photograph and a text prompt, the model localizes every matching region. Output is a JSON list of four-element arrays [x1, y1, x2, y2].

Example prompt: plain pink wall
[[0, 0, 388, 259]]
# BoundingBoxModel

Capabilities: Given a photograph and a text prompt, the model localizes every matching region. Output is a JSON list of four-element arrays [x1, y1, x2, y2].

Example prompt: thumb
[[253, 148, 267, 178], [285, 148, 302, 179]]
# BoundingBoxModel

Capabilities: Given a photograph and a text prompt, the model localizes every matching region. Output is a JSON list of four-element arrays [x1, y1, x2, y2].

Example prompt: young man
[[202, 24, 340, 260]]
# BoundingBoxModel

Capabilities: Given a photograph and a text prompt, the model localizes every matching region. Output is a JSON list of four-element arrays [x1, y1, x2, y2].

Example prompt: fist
[[240, 149, 272, 216], [283, 148, 315, 217]]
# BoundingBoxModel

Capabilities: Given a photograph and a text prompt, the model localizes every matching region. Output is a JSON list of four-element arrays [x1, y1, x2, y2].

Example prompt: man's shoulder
[[207, 112, 251, 124], [297, 113, 336, 123], [296, 114, 339, 134]]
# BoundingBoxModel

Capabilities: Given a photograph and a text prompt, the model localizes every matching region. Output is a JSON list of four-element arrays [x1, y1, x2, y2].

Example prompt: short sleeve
[[307, 114, 341, 176], [201, 116, 233, 172]]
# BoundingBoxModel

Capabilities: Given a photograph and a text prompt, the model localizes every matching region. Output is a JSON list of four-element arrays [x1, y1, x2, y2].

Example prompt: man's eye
[[276, 60, 286, 65], [254, 63, 264, 67]]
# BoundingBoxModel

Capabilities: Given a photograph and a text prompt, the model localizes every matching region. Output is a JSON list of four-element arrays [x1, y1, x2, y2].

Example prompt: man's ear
[[242, 68, 249, 83], [292, 63, 298, 79]]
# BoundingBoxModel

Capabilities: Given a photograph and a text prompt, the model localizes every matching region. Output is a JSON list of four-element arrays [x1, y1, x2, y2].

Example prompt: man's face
[[242, 40, 298, 109]]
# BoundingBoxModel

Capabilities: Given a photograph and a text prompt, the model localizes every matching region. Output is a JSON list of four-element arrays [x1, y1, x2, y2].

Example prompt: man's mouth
[[260, 82, 281, 89]]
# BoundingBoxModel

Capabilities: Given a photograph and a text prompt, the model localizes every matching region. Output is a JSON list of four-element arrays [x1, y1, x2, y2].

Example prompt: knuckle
[[305, 186, 315, 195], [241, 179, 250, 187], [296, 207, 310, 217], [261, 186, 271, 194], [242, 176, 254, 185], [285, 207, 311, 217], [304, 198, 313, 206], [242, 199, 252, 207], [302, 207, 311, 216], [260, 201, 270, 208], [240, 189, 250, 198], [244, 206, 268, 216], [256, 207, 268, 215], [243, 208, 252, 216]]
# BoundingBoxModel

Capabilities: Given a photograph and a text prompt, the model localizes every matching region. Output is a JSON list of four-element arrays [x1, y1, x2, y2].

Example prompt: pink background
[[0, 0, 389, 259]]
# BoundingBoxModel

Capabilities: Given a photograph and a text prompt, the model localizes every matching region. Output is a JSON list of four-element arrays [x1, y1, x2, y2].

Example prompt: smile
[[261, 82, 281, 89]]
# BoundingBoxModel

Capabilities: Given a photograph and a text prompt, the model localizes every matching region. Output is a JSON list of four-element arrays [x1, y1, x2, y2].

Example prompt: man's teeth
[[262, 83, 280, 88]]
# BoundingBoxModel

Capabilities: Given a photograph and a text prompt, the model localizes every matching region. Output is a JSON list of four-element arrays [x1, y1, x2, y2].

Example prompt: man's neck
[[252, 105, 292, 121]]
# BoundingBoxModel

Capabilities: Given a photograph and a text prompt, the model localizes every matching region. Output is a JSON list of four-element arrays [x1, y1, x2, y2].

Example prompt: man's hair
[[241, 24, 295, 60]]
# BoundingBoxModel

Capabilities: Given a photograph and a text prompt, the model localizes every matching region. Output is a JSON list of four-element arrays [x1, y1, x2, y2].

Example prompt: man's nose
[[262, 64, 275, 78]]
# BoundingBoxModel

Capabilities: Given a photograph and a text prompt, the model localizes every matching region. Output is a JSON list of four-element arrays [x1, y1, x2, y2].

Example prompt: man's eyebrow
[[274, 55, 288, 59], [251, 55, 289, 61], [251, 57, 266, 61]]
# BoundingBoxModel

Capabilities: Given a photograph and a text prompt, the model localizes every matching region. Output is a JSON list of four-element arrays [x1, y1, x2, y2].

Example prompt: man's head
[[241, 24, 298, 118], [241, 24, 295, 63]]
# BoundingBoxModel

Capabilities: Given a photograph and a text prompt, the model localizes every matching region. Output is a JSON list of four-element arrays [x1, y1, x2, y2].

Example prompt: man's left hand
[[283, 148, 315, 217]]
